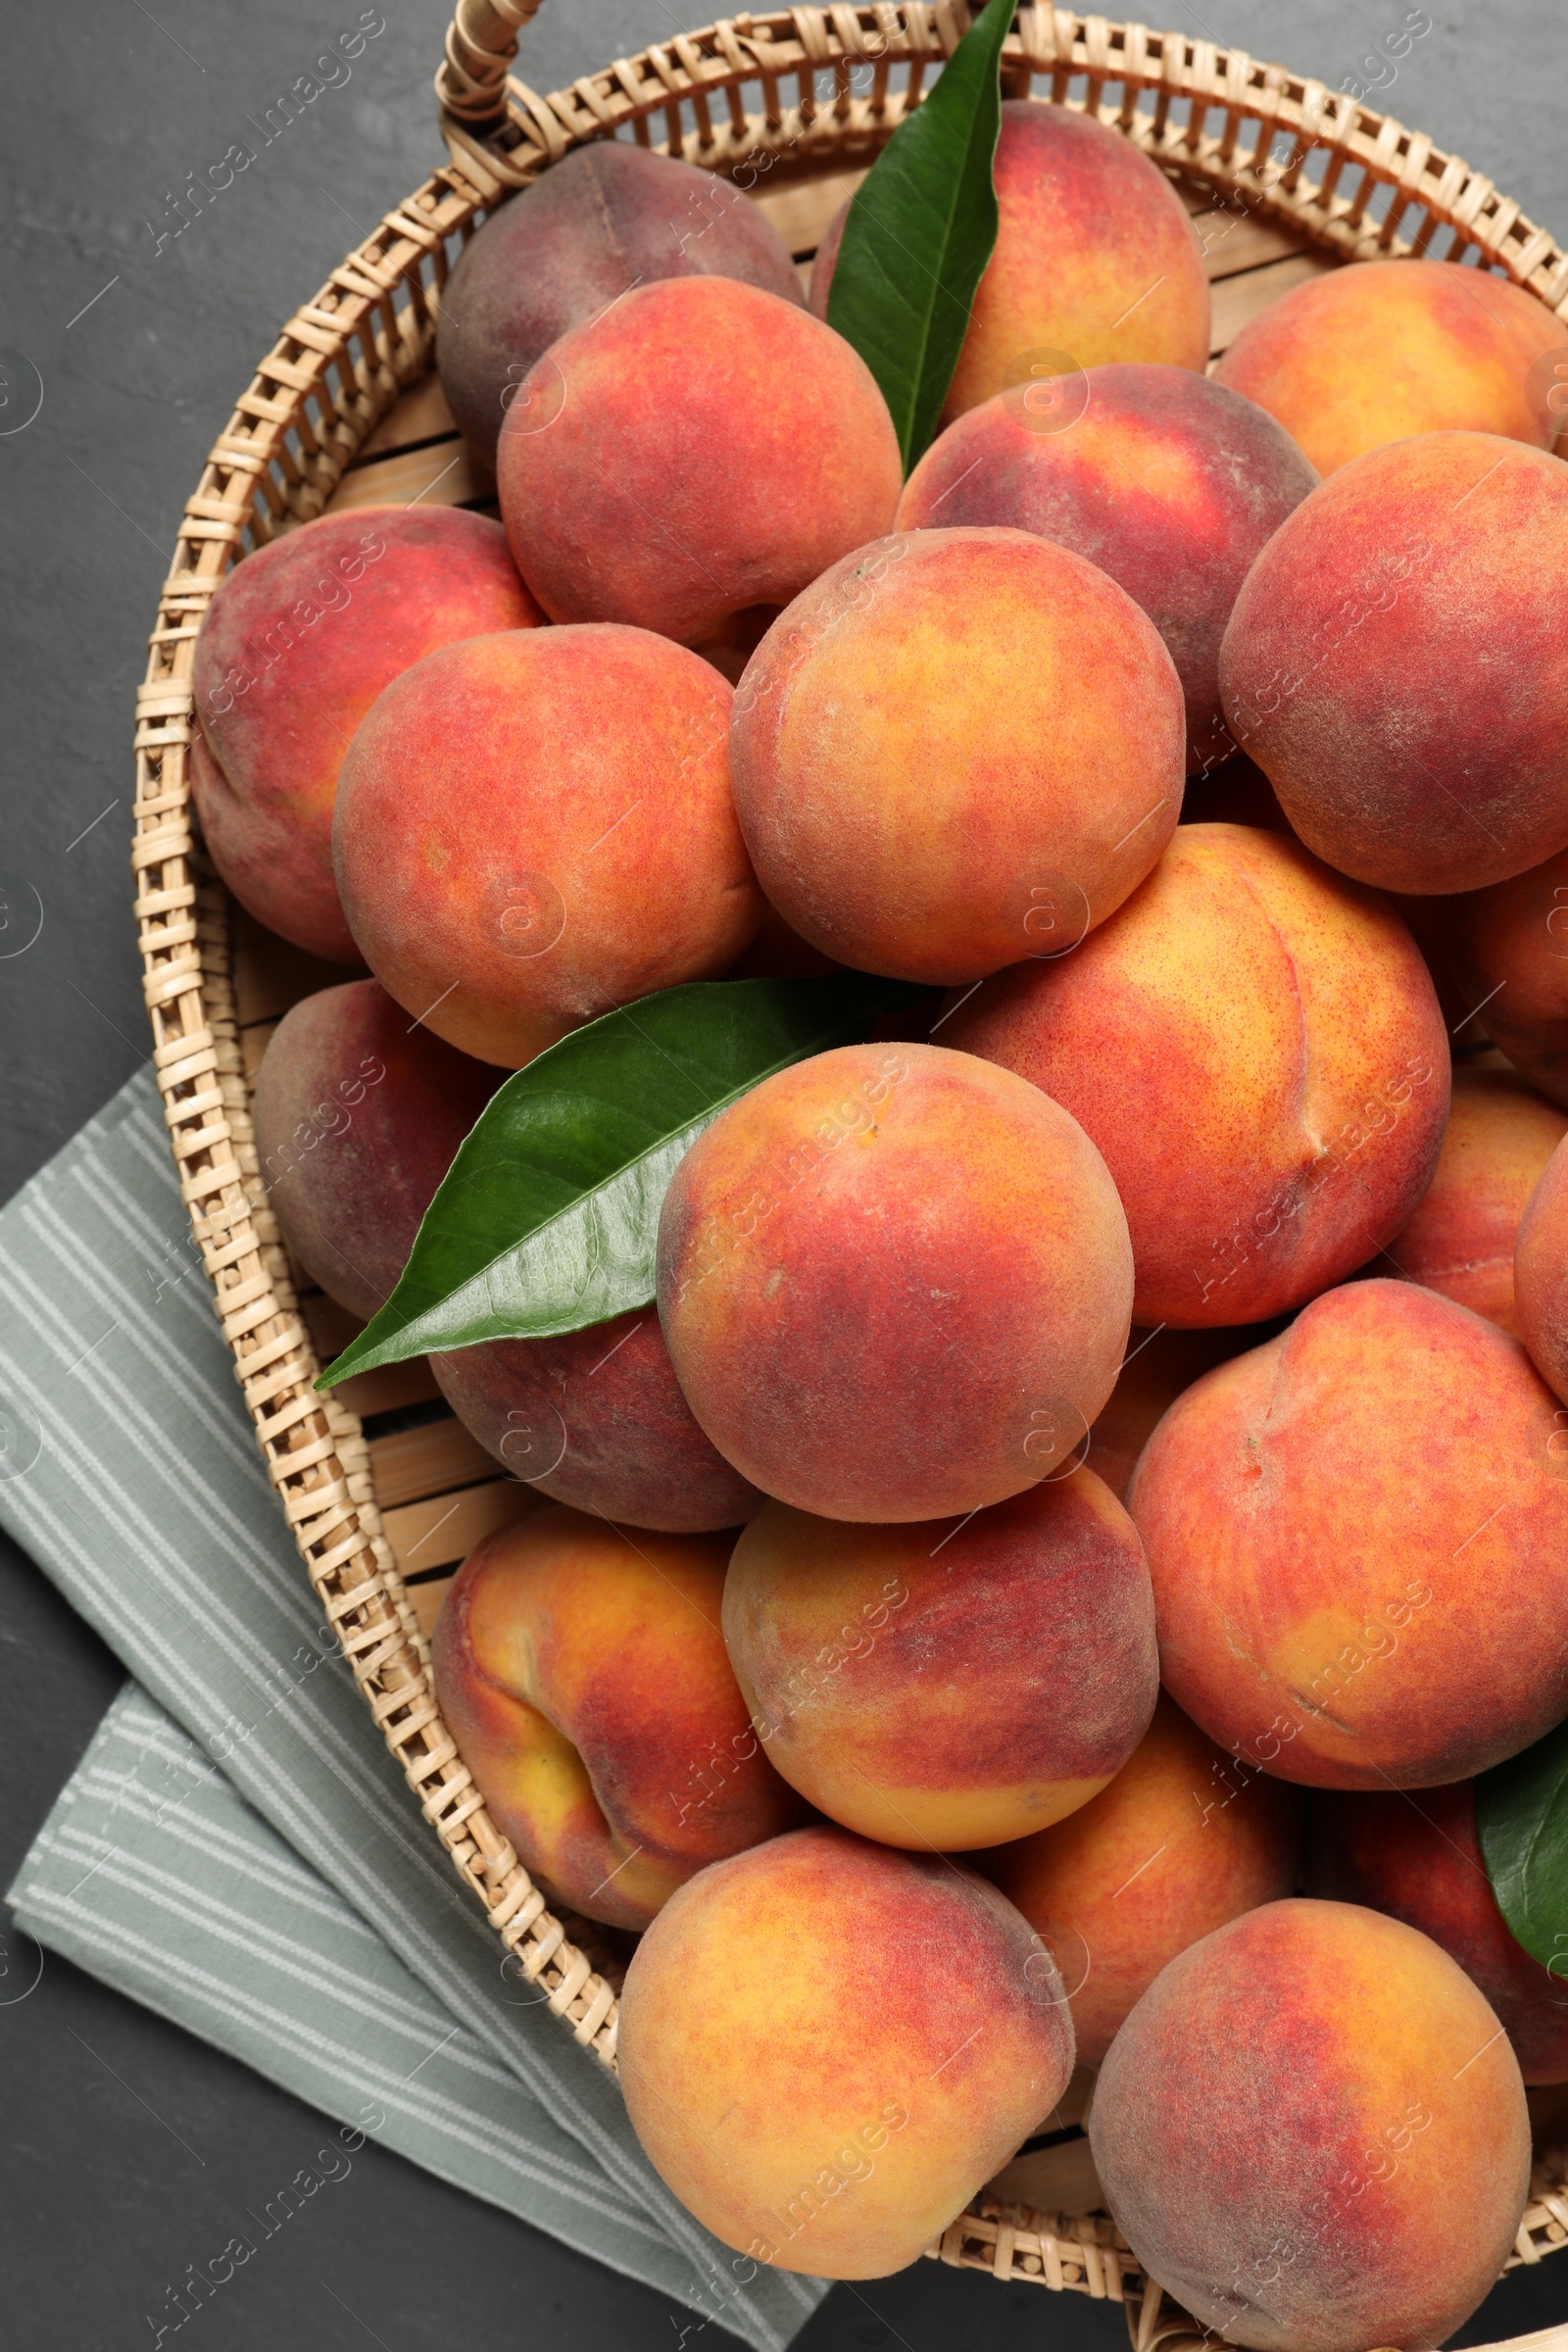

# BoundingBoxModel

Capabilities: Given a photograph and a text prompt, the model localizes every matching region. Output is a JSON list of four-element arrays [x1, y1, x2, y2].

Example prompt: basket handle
[[438, 0, 543, 127]]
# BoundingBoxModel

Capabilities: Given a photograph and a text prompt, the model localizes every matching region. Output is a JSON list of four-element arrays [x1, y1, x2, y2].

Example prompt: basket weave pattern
[[128, 5, 1568, 2324]]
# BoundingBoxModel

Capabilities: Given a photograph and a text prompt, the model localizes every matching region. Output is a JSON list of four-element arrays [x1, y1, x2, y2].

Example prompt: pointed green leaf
[[1476, 1718, 1568, 1969], [318, 973, 920, 1386], [826, 0, 1015, 470]]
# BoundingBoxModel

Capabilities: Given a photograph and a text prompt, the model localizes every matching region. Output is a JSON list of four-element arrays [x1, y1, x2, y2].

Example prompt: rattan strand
[[131, 6, 1568, 2329]]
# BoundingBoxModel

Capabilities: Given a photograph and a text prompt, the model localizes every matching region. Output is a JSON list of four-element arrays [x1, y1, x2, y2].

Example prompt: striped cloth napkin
[[0, 1065, 825, 2351]]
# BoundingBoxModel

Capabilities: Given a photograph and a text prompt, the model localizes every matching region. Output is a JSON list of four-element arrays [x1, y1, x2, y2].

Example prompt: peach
[[729, 527, 1186, 985], [430, 1315, 760, 1534], [983, 1693, 1303, 2063], [897, 366, 1316, 771], [251, 977, 499, 1321], [192, 509, 542, 960], [810, 103, 1209, 417], [617, 1825, 1074, 2277], [1515, 1132, 1568, 1404], [1088, 1326, 1276, 1502], [1213, 257, 1567, 477], [657, 1042, 1133, 1522], [721, 1471, 1157, 1849], [438, 141, 803, 464], [1128, 1279, 1568, 1788], [1310, 1784, 1568, 2085], [430, 1508, 804, 1931], [496, 277, 902, 645], [944, 825, 1449, 1327], [1449, 846, 1568, 1104], [1387, 1062, 1567, 1331], [1219, 432, 1568, 895], [332, 625, 760, 1066], [1089, 1899, 1531, 2352]]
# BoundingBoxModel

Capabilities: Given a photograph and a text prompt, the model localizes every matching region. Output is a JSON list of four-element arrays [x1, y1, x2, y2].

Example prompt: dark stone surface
[[1, 2, 1563, 2342]]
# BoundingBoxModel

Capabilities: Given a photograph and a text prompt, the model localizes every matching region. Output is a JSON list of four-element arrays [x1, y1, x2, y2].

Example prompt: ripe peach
[[721, 1471, 1157, 1849], [729, 527, 1185, 985], [496, 276, 902, 645], [983, 1692, 1303, 2063], [1309, 1784, 1568, 2085], [430, 1315, 760, 1534], [1128, 1279, 1568, 1788], [897, 366, 1316, 771], [438, 141, 803, 464], [192, 509, 542, 960], [944, 825, 1449, 1327], [1449, 846, 1568, 1105], [1387, 1062, 1567, 1332], [430, 1508, 804, 1931], [617, 1825, 1075, 2277], [1212, 257, 1567, 477], [1089, 1899, 1531, 2352], [332, 625, 760, 1066], [810, 103, 1209, 416], [251, 977, 499, 1321], [657, 1042, 1133, 1522], [1219, 432, 1568, 895], [1515, 1133, 1568, 1405]]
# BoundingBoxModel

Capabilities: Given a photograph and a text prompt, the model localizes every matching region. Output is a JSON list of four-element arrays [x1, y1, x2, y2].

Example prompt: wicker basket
[[130, 4, 1568, 2336]]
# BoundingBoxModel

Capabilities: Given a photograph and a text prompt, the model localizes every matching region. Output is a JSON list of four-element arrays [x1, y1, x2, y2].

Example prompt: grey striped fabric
[[0, 1066, 825, 2350]]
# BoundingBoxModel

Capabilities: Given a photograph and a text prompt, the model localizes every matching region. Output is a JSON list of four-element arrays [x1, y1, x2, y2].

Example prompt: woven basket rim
[[129, 7, 1568, 2335]]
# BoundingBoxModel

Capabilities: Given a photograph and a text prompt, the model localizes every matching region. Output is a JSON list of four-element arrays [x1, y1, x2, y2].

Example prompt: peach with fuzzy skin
[[657, 1042, 1134, 1523], [618, 1825, 1075, 2278], [496, 276, 902, 646], [897, 367, 1317, 772], [431, 1315, 760, 1534], [192, 509, 542, 961], [1219, 432, 1568, 896], [430, 1508, 805, 1931], [437, 141, 803, 465], [1309, 1784, 1568, 2085], [810, 103, 1209, 416], [1449, 846, 1568, 1105], [251, 978, 500, 1323], [1516, 1133, 1568, 1404], [1212, 258, 1567, 478], [1090, 1899, 1531, 2352], [1388, 1063, 1567, 1332], [729, 528, 1186, 985], [1128, 1279, 1568, 1788], [984, 1692, 1303, 2063], [332, 625, 760, 1067], [721, 1471, 1157, 1849], [945, 825, 1449, 1328]]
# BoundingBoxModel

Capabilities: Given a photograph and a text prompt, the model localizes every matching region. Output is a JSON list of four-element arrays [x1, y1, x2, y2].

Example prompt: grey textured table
[[1, 3, 1563, 2344]]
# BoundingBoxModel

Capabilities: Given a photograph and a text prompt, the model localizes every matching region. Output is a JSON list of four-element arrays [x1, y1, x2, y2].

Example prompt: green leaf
[[1476, 1718, 1568, 1970], [317, 973, 919, 1386], [826, 0, 1015, 470]]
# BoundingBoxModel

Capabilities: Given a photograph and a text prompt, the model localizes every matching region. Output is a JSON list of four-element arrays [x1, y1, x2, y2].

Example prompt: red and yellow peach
[[1219, 432, 1568, 896], [721, 1472, 1157, 1849], [1089, 1899, 1531, 2352], [618, 1825, 1075, 2277], [431, 1507, 805, 1931], [945, 825, 1449, 1328], [1387, 1061, 1567, 1332], [332, 624, 760, 1067], [729, 527, 1186, 984], [1128, 1278, 1568, 1788], [657, 1042, 1134, 1522]]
